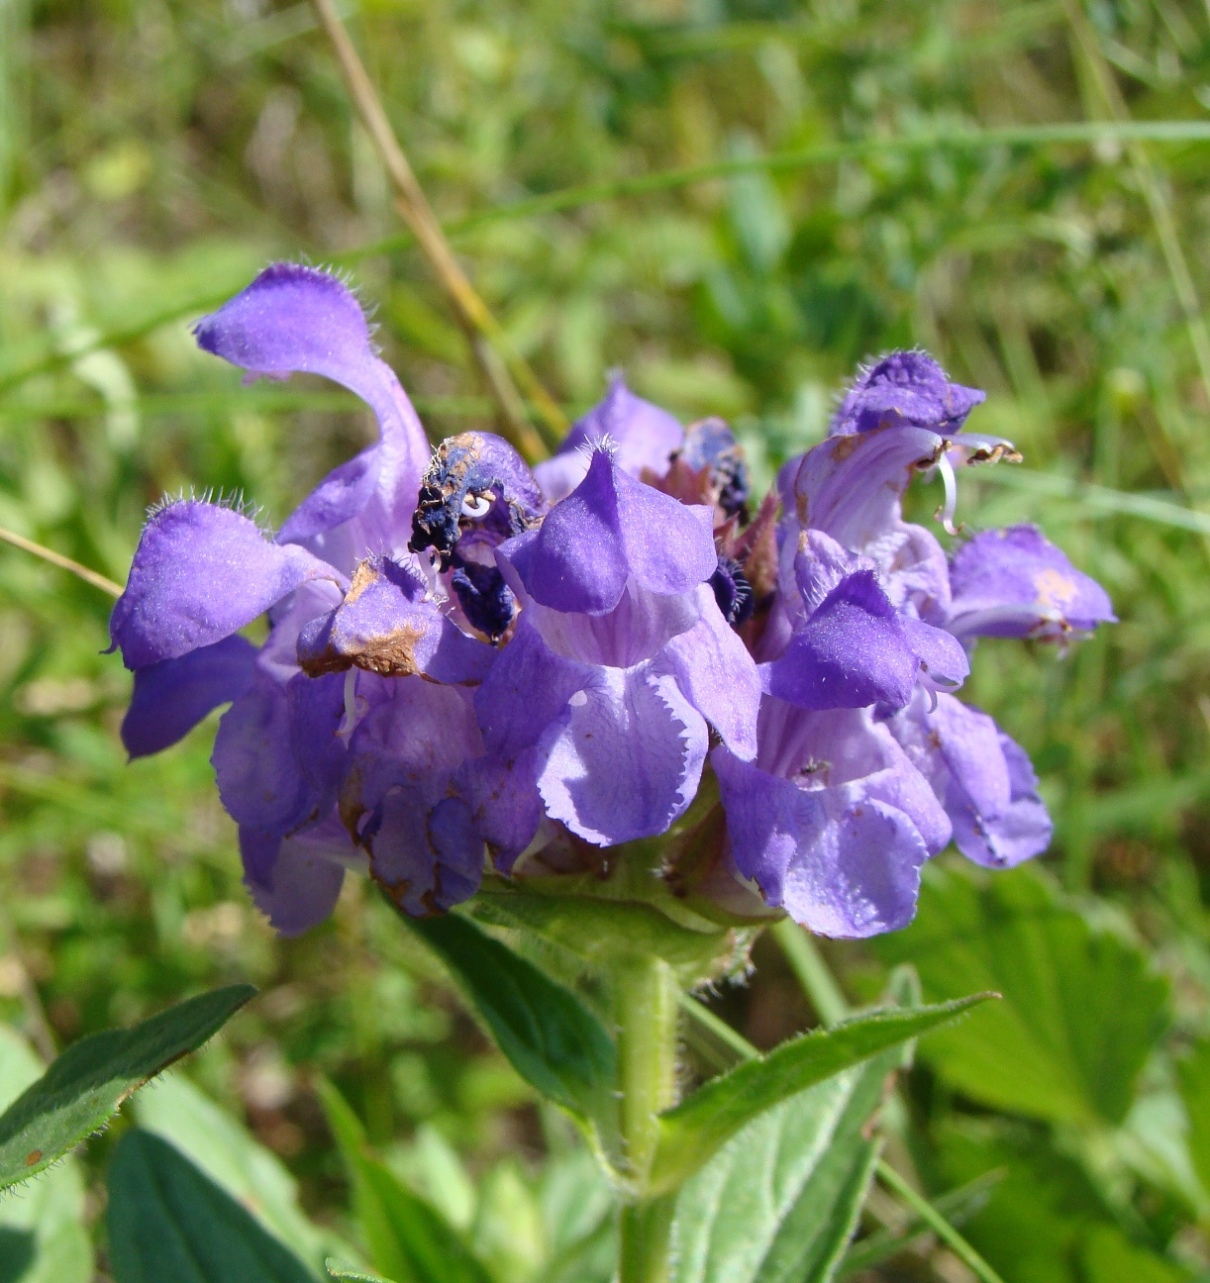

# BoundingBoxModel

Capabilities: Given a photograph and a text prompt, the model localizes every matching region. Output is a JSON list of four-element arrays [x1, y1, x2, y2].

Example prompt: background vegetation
[[3, 0, 1210, 1278]]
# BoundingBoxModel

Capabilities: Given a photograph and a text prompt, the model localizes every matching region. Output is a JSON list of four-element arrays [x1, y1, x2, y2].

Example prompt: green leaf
[[133, 1070, 351, 1274], [402, 912, 617, 1119], [317, 1080, 494, 1283], [0, 984, 254, 1190], [874, 864, 1170, 1126], [1079, 1226, 1190, 1283], [326, 1265, 400, 1283], [0, 1026, 92, 1283], [106, 1129, 318, 1283], [650, 993, 990, 1193], [672, 1041, 898, 1283]]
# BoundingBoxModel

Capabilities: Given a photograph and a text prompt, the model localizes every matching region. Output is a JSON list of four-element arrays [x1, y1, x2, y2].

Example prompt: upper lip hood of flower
[[829, 350, 985, 438]]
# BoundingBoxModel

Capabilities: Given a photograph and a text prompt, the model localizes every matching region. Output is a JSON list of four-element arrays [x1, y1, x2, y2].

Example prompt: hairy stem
[[615, 955, 679, 1283]]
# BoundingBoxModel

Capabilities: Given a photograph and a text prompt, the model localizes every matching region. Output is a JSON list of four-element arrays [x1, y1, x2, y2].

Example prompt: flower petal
[[947, 524, 1116, 639], [657, 585, 761, 759], [765, 571, 918, 710], [111, 500, 338, 669], [533, 376, 684, 502], [506, 451, 716, 613], [536, 665, 708, 845], [241, 817, 353, 936], [830, 351, 985, 437], [122, 635, 258, 759], [195, 264, 430, 549], [473, 615, 594, 759], [297, 556, 492, 684], [714, 746, 925, 938]]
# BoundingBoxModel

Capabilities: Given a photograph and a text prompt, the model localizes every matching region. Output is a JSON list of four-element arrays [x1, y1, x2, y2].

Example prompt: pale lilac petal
[[533, 376, 684, 501], [886, 692, 1051, 869], [536, 665, 708, 845], [948, 724, 1052, 869], [473, 616, 594, 758], [765, 571, 918, 710], [783, 425, 945, 553], [714, 746, 925, 937], [277, 447, 380, 548], [657, 585, 760, 759], [948, 525, 1116, 639], [518, 578, 699, 669], [111, 500, 339, 669], [241, 817, 353, 936], [297, 556, 492, 684], [122, 635, 258, 759]]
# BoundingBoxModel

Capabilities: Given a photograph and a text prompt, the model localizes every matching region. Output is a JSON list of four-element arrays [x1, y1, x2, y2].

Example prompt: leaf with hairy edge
[[402, 912, 617, 1120], [0, 1026, 92, 1283], [326, 1265, 399, 1283], [649, 994, 992, 1193], [672, 1042, 903, 1283], [106, 1129, 318, 1283], [0, 984, 254, 1190], [317, 1079, 494, 1283]]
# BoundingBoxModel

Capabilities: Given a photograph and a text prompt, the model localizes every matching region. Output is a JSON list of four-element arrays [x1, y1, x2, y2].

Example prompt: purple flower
[[947, 524, 1116, 640], [883, 692, 1052, 869], [533, 376, 684, 503], [474, 447, 761, 846], [713, 700, 950, 937], [829, 350, 985, 438]]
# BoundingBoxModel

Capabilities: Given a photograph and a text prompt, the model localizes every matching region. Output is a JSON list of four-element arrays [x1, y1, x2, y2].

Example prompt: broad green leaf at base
[[0, 984, 254, 1190], [106, 1129, 318, 1283]]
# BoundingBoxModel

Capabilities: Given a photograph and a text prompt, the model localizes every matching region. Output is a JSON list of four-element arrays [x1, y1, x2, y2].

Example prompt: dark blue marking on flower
[[410, 432, 544, 569], [451, 557, 517, 642], [676, 419, 750, 518], [710, 555, 754, 627]]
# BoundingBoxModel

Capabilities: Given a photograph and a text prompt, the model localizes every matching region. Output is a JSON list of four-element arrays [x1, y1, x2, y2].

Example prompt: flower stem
[[614, 955, 679, 1283]]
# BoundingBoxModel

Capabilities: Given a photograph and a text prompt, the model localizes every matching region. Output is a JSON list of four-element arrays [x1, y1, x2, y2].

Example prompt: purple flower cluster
[[110, 266, 1114, 937]]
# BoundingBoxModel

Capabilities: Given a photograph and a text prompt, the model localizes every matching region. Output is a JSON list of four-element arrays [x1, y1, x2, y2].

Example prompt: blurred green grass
[[4, 0, 1210, 1275]]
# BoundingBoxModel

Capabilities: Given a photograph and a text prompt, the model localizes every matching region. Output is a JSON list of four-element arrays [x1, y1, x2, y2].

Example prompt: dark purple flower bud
[[675, 419, 750, 518], [947, 525, 1116, 640], [830, 351, 985, 437], [533, 376, 684, 502], [410, 431, 544, 570], [450, 559, 517, 643]]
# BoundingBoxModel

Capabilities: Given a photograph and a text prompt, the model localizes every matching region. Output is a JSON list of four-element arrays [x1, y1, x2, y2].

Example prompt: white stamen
[[461, 492, 492, 519], [935, 453, 960, 535]]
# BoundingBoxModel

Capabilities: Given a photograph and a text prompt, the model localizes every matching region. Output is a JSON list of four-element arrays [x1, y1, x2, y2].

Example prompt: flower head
[[111, 278, 1112, 940]]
